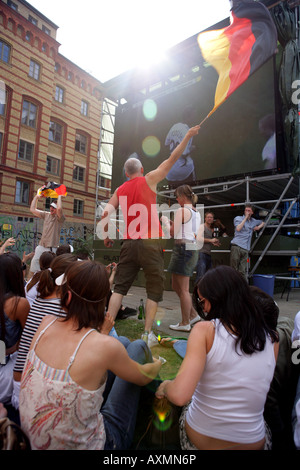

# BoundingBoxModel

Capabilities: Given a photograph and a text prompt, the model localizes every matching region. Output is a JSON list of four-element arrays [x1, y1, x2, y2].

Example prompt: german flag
[[38, 182, 67, 198], [198, 0, 278, 121]]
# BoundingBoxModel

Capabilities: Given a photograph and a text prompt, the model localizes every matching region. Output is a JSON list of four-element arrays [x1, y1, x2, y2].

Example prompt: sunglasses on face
[[196, 294, 205, 307], [196, 291, 205, 309]]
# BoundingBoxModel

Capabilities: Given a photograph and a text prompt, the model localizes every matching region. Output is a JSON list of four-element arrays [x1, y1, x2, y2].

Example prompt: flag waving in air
[[38, 182, 67, 198], [198, 0, 278, 122]]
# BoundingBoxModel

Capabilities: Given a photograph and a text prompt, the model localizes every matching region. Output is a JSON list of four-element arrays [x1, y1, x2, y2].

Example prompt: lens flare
[[142, 135, 161, 157], [153, 401, 173, 431], [143, 99, 157, 121], [157, 410, 168, 423]]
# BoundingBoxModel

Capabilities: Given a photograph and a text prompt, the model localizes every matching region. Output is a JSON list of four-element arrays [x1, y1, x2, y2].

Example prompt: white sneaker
[[148, 331, 159, 348], [169, 323, 191, 332], [190, 314, 201, 326]]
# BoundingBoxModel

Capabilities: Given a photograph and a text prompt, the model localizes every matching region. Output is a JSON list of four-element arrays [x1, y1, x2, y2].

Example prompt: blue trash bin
[[252, 274, 275, 297]]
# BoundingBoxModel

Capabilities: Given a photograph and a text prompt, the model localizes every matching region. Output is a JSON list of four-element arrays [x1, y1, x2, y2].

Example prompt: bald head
[[124, 158, 143, 177]]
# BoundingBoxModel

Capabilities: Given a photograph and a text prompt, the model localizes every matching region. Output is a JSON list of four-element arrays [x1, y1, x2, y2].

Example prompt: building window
[[0, 88, 6, 116], [45, 198, 51, 210], [99, 176, 109, 188], [7, 0, 18, 11], [18, 140, 34, 162], [75, 132, 87, 154], [49, 120, 62, 144], [46, 156, 60, 176], [29, 59, 40, 80], [28, 15, 38, 26], [25, 32, 32, 42], [55, 86, 64, 103], [42, 25, 51, 35], [81, 100, 88, 116], [21, 100, 37, 128], [73, 165, 85, 183], [0, 40, 11, 64], [15, 180, 30, 205], [73, 199, 83, 216]]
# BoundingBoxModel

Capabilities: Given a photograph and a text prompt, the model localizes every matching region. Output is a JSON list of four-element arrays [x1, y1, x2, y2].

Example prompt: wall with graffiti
[[0, 215, 94, 258]]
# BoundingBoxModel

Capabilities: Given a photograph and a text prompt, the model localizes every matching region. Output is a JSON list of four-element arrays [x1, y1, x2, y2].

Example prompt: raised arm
[[30, 191, 44, 218], [145, 125, 201, 191], [0, 237, 16, 255], [56, 195, 64, 219]]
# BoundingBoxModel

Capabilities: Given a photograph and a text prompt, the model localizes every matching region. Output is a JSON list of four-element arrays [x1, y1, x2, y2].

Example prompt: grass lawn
[[115, 317, 183, 380], [115, 317, 184, 450]]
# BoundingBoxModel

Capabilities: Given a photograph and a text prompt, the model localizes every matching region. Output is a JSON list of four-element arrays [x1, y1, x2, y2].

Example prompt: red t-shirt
[[117, 177, 163, 239]]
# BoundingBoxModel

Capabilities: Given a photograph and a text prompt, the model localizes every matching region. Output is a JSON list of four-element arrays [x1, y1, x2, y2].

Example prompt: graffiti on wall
[[0, 216, 94, 258]]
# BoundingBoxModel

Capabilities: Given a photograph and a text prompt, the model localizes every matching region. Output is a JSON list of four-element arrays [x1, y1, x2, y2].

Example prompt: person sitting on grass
[[155, 265, 279, 450], [19, 259, 162, 450]]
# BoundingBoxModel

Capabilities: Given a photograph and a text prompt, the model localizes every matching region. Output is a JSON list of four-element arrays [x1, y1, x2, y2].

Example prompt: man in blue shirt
[[230, 204, 264, 279]]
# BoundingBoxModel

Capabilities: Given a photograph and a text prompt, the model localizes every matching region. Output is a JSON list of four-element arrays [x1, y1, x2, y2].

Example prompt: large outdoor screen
[[111, 34, 279, 192]]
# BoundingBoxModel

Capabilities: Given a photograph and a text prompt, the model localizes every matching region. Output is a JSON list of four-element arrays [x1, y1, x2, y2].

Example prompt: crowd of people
[[0, 123, 299, 451]]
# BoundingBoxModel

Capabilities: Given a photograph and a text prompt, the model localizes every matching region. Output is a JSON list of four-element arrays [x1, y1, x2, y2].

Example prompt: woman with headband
[[19, 260, 162, 450]]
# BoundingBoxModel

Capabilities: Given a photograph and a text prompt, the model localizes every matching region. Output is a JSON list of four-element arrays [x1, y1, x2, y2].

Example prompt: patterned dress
[[19, 318, 106, 450]]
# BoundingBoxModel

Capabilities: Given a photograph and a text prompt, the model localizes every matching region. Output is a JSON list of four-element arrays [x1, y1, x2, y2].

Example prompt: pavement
[[119, 284, 300, 340]]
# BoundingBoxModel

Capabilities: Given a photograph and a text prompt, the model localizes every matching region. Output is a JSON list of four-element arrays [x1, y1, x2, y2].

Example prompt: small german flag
[[38, 182, 67, 198], [198, 0, 278, 121]]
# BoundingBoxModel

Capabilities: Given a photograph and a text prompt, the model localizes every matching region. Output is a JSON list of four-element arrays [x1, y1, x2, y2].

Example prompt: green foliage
[[73, 236, 93, 259]]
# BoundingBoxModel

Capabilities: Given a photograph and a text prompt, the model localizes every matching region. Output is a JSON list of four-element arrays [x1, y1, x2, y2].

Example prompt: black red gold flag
[[38, 182, 67, 198], [198, 0, 278, 122]]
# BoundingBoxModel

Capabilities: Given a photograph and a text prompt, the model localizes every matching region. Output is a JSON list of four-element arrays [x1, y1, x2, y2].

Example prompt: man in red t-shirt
[[98, 125, 200, 347]]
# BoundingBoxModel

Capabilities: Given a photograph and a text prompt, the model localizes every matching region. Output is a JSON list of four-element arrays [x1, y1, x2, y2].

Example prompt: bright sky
[[27, 0, 231, 83]]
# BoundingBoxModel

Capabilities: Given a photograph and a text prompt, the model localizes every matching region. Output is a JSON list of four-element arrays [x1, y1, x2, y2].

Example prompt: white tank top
[[181, 207, 201, 241], [186, 319, 276, 443]]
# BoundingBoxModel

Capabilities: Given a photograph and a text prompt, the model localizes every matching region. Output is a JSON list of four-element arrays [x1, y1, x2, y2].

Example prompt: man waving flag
[[198, 0, 278, 122]]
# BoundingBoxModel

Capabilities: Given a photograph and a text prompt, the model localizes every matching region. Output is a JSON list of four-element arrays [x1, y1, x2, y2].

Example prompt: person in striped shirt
[[12, 253, 77, 410]]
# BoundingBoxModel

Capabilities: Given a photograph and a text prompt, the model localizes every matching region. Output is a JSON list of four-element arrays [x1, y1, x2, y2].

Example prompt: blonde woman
[[162, 185, 201, 332]]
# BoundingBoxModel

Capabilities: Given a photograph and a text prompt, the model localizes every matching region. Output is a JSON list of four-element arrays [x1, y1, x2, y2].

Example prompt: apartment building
[[0, 0, 109, 254]]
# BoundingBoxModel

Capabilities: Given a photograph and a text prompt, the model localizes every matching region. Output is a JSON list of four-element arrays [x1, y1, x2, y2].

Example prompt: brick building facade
[[0, 0, 110, 255]]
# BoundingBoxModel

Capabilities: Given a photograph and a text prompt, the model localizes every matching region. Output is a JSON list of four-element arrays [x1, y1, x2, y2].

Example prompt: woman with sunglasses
[[156, 265, 279, 450], [19, 260, 162, 450]]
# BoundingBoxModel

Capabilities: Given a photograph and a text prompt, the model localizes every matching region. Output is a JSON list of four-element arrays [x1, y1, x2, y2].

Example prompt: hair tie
[[48, 268, 52, 273]]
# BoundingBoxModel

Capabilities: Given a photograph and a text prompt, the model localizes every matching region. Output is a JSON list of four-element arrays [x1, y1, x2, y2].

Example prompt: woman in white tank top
[[161, 185, 201, 332], [156, 265, 279, 450]]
